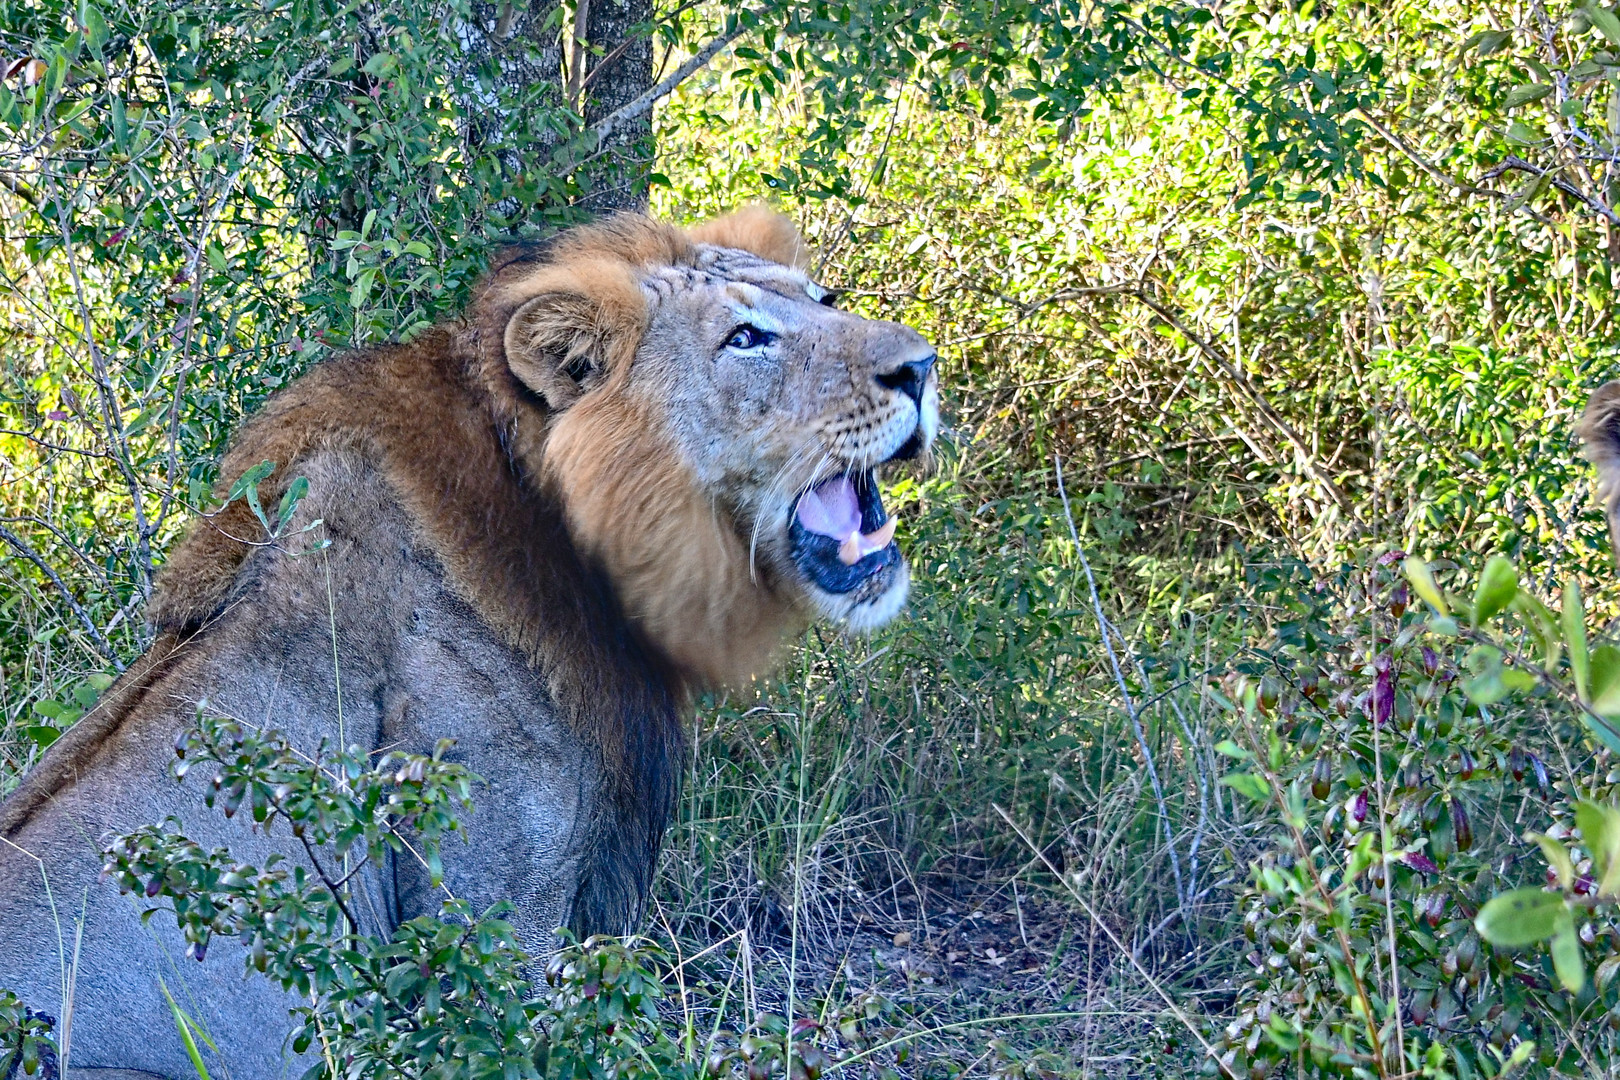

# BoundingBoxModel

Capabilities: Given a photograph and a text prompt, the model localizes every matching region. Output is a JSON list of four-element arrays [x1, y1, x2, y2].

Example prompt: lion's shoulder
[[148, 330, 466, 635]]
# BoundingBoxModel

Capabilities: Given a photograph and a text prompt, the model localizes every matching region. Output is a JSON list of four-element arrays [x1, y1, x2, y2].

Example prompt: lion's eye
[[725, 324, 773, 350]]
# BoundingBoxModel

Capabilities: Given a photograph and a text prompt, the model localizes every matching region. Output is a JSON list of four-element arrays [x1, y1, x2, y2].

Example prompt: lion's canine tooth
[[839, 531, 863, 565], [838, 517, 898, 565], [861, 517, 897, 555]]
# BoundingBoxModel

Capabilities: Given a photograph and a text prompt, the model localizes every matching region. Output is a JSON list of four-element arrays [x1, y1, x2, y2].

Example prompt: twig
[[0, 515, 111, 586], [1054, 454, 1187, 911], [592, 8, 765, 142], [0, 524, 120, 665], [1356, 109, 1561, 227], [1481, 154, 1620, 226], [1131, 878, 1232, 961], [565, 0, 591, 110], [0, 169, 41, 208], [1125, 291, 1353, 513], [576, 32, 638, 98]]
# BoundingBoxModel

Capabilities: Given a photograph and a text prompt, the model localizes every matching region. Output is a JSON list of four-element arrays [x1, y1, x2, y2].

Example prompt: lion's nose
[[876, 353, 936, 408]]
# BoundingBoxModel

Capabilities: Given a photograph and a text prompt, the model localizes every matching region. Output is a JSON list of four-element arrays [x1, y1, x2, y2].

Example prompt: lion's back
[[0, 448, 601, 1079]]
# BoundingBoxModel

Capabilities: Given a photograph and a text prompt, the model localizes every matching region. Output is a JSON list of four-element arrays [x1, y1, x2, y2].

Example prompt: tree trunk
[[578, 0, 655, 210], [455, 0, 653, 215]]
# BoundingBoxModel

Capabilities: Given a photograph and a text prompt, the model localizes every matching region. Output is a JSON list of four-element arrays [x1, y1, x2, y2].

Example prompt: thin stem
[[592, 8, 765, 141], [0, 524, 120, 664], [1054, 454, 1186, 910]]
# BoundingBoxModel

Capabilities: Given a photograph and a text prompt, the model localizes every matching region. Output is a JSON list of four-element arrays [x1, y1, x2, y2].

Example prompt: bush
[[1209, 551, 1620, 1078]]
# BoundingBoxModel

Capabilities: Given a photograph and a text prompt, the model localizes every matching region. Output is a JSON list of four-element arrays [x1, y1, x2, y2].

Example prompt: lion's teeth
[[837, 518, 897, 565], [838, 531, 863, 565], [860, 517, 897, 555]]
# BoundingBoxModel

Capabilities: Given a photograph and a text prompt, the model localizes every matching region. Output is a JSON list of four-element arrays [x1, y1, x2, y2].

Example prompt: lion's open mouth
[[788, 470, 900, 595]]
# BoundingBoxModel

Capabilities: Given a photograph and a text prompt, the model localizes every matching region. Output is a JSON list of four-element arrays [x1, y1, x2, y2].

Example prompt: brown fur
[[70, 210, 819, 805], [1581, 380, 1620, 571], [545, 391, 801, 682], [153, 212, 797, 684]]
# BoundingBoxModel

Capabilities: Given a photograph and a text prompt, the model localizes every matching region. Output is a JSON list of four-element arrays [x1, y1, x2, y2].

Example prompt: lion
[[1583, 381, 1620, 567], [0, 209, 938, 1080]]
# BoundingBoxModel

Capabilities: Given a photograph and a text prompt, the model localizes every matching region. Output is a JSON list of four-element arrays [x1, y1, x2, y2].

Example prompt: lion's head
[[470, 209, 939, 687]]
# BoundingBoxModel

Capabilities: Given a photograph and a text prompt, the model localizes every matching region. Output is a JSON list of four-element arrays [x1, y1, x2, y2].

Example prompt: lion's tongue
[[796, 477, 898, 566]]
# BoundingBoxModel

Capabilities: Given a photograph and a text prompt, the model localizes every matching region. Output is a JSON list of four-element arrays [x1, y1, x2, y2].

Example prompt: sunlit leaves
[[1472, 555, 1518, 623]]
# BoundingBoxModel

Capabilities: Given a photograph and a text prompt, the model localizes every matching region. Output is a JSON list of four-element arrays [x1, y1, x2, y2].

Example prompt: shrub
[[1209, 551, 1620, 1078]]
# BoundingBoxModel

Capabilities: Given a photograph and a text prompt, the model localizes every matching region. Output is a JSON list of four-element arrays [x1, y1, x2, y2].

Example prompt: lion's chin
[[803, 557, 910, 634]]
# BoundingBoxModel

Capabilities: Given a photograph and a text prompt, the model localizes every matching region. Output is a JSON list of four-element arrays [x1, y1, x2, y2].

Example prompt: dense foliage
[[10, 0, 1620, 1077]]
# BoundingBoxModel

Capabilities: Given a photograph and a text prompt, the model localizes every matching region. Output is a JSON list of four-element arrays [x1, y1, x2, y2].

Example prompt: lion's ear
[[502, 265, 644, 410], [689, 206, 809, 268]]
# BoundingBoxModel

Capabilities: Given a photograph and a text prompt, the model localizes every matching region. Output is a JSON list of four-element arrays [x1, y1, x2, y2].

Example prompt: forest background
[[6, 0, 1620, 1077]]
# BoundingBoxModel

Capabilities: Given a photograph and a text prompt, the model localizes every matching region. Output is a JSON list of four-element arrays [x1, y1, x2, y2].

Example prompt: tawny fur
[[1581, 380, 1620, 572], [153, 212, 799, 687], [545, 392, 800, 682]]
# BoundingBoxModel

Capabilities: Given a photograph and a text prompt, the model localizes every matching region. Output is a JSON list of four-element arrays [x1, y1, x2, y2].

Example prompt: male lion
[[0, 209, 937, 1080]]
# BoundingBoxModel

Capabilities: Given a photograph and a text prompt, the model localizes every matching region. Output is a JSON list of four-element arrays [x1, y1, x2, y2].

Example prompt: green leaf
[[1220, 771, 1270, 802], [1591, 643, 1620, 709], [31, 699, 68, 720], [1586, 712, 1620, 756], [110, 94, 127, 148], [1589, 3, 1620, 48], [1506, 119, 1541, 144], [1551, 925, 1585, 993], [1403, 556, 1449, 615], [227, 460, 276, 504], [1503, 83, 1552, 109], [1500, 667, 1537, 693], [1463, 646, 1511, 705], [83, 6, 109, 52], [1576, 801, 1620, 897], [1565, 578, 1589, 701], [1214, 739, 1252, 760], [1587, 644, 1620, 751], [1475, 888, 1569, 947], [1512, 592, 1561, 670], [23, 725, 61, 748], [1473, 556, 1518, 623], [275, 476, 309, 535]]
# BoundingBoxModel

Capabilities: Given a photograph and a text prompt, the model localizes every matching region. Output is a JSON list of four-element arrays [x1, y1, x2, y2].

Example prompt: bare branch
[[1357, 109, 1558, 226], [1125, 290, 1354, 513], [0, 169, 40, 208], [1482, 154, 1620, 226], [592, 8, 764, 142], [566, 0, 591, 110], [0, 523, 121, 666]]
